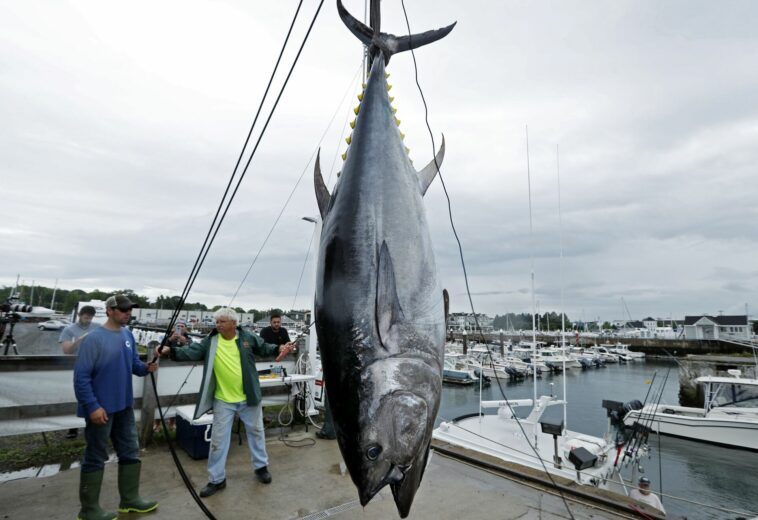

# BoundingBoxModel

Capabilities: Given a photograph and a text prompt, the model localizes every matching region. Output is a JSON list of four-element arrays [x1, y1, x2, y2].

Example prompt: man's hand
[[90, 407, 108, 425], [146, 361, 158, 373], [154, 345, 170, 358], [275, 342, 297, 362]]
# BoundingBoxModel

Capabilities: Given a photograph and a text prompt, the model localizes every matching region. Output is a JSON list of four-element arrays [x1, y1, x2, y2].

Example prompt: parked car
[[38, 319, 70, 331]]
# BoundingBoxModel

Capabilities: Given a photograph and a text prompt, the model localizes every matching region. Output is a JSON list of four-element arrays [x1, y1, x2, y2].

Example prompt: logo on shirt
[[125, 340, 132, 350]]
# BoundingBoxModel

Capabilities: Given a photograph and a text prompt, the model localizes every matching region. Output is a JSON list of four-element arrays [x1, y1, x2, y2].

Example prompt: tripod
[[1, 318, 19, 355]]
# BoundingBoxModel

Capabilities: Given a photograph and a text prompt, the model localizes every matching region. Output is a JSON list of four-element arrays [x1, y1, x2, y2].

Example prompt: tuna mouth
[[358, 464, 411, 506]]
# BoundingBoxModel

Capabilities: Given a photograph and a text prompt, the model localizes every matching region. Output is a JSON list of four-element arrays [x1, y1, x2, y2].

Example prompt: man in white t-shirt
[[629, 476, 666, 515]]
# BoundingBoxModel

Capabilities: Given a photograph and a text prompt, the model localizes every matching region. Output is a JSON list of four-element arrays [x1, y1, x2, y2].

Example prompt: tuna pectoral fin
[[314, 149, 331, 219], [390, 445, 431, 518], [417, 135, 445, 195], [376, 241, 404, 349]]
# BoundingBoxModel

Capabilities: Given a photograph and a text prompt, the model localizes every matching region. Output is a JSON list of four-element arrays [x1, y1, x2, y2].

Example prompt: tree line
[[0, 284, 304, 322]]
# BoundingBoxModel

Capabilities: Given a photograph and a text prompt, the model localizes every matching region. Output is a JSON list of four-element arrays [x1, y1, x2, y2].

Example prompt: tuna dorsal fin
[[337, 0, 456, 63], [314, 149, 331, 219], [417, 135, 445, 196], [376, 241, 404, 348]]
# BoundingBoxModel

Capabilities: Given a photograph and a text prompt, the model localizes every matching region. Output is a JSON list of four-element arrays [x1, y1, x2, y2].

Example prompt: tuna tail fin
[[337, 0, 456, 63], [417, 134, 445, 195], [314, 149, 331, 219]]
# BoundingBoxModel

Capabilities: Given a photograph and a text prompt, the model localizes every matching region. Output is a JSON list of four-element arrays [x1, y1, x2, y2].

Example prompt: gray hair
[[213, 307, 239, 323]]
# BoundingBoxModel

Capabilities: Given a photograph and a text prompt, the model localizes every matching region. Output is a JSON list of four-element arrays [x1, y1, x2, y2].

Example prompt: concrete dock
[[0, 425, 650, 520]]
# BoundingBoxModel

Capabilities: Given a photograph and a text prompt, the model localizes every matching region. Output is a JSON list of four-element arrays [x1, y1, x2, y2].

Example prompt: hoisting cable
[[146, 2, 325, 518], [228, 60, 362, 306], [399, 2, 576, 518], [157, 61, 360, 455], [161, 0, 306, 340]]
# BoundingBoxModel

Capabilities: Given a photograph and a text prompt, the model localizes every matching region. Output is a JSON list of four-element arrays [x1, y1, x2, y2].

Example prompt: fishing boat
[[623, 370, 758, 451], [608, 342, 645, 360]]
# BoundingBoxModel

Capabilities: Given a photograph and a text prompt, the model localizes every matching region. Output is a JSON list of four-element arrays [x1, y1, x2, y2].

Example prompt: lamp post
[[302, 216, 321, 422]]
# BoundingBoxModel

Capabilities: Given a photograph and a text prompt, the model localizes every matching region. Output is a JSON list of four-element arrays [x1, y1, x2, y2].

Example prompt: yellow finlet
[[394, 117, 401, 126], [350, 119, 356, 129], [392, 107, 397, 114], [405, 147, 410, 154], [400, 132, 406, 140], [353, 105, 360, 115], [341, 152, 347, 161], [357, 93, 363, 101], [346, 135, 352, 145], [362, 83, 367, 89], [385, 72, 390, 79], [389, 96, 394, 103], [386, 83, 393, 91]]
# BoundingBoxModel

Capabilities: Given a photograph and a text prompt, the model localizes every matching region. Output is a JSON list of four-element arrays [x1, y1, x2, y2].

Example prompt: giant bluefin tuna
[[313, 1, 455, 517]]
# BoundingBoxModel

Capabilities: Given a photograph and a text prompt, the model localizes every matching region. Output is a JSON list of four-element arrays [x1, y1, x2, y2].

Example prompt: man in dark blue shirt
[[74, 294, 158, 520]]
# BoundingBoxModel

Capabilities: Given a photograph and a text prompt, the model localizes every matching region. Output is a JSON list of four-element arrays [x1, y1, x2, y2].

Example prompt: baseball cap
[[638, 476, 651, 485], [78, 305, 96, 316], [105, 294, 139, 311], [176, 319, 187, 326]]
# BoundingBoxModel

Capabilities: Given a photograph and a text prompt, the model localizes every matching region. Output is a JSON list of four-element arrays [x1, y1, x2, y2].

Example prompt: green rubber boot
[[77, 469, 117, 520], [117, 462, 159, 514]]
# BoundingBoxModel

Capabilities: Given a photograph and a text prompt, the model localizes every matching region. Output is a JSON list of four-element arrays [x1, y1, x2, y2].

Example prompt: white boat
[[590, 346, 621, 363], [608, 342, 645, 360], [433, 396, 629, 489], [443, 353, 487, 385], [536, 346, 582, 369], [623, 370, 758, 451]]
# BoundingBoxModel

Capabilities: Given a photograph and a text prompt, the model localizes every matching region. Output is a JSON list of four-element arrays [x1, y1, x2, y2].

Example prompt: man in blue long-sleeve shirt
[[73, 294, 158, 520]]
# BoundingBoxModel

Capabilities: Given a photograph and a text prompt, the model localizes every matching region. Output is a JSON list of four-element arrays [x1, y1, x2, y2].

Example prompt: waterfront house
[[682, 315, 750, 341]]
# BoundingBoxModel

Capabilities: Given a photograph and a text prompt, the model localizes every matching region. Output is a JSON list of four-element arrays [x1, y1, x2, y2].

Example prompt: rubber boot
[[77, 469, 117, 520], [117, 462, 159, 514]]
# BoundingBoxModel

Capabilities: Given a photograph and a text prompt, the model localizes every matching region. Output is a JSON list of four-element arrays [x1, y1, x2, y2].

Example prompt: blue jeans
[[82, 407, 140, 473], [207, 399, 268, 484]]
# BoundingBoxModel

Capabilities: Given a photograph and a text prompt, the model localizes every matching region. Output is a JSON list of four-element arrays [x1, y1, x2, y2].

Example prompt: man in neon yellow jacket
[[156, 307, 296, 497]]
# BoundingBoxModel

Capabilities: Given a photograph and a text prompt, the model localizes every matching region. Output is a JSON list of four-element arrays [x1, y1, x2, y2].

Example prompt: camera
[[0, 303, 32, 313]]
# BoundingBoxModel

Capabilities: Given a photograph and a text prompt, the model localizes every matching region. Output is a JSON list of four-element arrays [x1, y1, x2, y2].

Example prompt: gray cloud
[[1, 1, 757, 323]]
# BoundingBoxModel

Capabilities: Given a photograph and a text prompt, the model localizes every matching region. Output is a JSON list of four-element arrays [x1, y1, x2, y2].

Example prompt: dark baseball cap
[[638, 476, 651, 485], [78, 305, 96, 316], [105, 294, 139, 311]]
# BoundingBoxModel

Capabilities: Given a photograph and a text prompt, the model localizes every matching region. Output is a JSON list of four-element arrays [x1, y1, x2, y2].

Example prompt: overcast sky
[[1, 0, 757, 323]]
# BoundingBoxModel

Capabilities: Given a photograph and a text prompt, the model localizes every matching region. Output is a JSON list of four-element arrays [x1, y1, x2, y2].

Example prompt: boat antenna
[[748, 303, 757, 372], [556, 144, 567, 433], [526, 125, 538, 444]]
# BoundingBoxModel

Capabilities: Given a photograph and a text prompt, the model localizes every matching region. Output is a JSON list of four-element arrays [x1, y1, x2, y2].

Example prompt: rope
[[228, 61, 362, 307], [399, 2, 575, 518], [148, 3, 325, 518]]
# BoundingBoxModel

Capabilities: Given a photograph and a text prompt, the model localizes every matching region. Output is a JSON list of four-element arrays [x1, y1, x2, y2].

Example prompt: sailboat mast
[[525, 125, 538, 443], [557, 144, 567, 433]]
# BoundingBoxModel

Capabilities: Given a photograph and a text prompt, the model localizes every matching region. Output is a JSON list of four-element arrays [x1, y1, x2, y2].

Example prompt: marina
[[437, 359, 758, 519]]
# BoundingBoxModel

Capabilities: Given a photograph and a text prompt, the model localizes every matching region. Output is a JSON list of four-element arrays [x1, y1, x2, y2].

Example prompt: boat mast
[[749, 303, 757, 372], [525, 125, 538, 444], [557, 144, 567, 433]]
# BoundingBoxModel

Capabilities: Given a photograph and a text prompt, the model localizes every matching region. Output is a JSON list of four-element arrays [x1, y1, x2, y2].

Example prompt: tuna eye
[[366, 445, 382, 461]]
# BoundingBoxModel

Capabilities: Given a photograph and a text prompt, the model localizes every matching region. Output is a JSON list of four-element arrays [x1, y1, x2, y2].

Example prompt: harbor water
[[438, 359, 758, 519]]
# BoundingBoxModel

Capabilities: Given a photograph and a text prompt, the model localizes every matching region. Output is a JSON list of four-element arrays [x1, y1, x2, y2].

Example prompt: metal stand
[[2, 328, 19, 355]]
